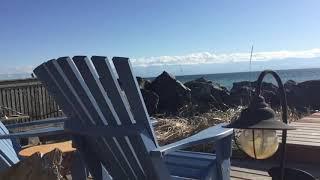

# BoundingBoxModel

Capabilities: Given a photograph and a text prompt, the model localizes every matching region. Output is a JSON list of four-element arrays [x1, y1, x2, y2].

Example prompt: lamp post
[[224, 70, 296, 180]]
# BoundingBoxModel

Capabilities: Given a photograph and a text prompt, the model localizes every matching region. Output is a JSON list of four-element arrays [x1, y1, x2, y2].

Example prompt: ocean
[[1, 68, 320, 89], [170, 68, 320, 89]]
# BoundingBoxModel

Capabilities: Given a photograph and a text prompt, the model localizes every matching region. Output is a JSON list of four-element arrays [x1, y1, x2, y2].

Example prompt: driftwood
[[0, 148, 63, 180]]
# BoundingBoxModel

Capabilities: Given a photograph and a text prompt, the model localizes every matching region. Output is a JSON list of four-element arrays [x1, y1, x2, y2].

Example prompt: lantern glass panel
[[238, 129, 279, 159]]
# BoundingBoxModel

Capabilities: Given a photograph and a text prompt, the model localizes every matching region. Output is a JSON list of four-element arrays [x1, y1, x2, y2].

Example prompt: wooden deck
[[231, 159, 320, 180], [284, 112, 320, 147], [231, 112, 320, 179], [278, 112, 320, 163]]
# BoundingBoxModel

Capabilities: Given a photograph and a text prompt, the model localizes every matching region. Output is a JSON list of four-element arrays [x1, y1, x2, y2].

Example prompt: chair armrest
[[0, 127, 66, 139], [150, 123, 233, 157], [5, 117, 67, 129]]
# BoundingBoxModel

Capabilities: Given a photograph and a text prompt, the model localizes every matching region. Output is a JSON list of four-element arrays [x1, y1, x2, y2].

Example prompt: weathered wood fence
[[0, 78, 63, 123]]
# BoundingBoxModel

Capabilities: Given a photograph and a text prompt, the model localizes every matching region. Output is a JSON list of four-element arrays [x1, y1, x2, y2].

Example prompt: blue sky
[[1, 0, 320, 76]]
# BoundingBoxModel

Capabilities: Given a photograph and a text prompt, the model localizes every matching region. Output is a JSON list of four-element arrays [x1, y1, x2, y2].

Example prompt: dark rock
[[227, 80, 279, 106], [140, 89, 159, 115], [227, 79, 320, 111], [286, 80, 320, 110], [262, 90, 279, 108], [137, 76, 158, 114], [227, 86, 254, 106], [231, 81, 278, 94], [284, 80, 297, 91], [284, 80, 299, 108], [136, 76, 152, 90], [184, 77, 229, 111], [150, 71, 191, 114]]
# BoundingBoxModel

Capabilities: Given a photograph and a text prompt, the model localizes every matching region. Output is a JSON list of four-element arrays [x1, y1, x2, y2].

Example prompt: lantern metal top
[[224, 95, 295, 130]]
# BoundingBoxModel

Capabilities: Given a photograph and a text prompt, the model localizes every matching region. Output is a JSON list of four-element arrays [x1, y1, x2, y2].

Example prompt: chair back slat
[[35, 58, 130, 179], [91, 56, 160, 178], [51, 57, 138, 179], [55, 58, 102, 125], [35, 60, 84, 122], [0, 123, 16, 155], [91, 56, 136, 126], [112, 57, 158, 146], [111, 57, 168, 178], [72, 56, 146, 178], [0, 122, 20, 170], [72, 56, 122, 126]]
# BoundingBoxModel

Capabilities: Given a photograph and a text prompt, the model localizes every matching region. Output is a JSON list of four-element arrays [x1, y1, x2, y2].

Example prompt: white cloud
[[0, 65, 35, 75], [131, 48, 320, 67], [13, 65, 35, 73], [2, 48, 320, 76]]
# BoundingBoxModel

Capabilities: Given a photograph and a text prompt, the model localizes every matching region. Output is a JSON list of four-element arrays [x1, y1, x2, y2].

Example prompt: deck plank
[[274, 116, 320, 148], [231, 159, 320, 180]]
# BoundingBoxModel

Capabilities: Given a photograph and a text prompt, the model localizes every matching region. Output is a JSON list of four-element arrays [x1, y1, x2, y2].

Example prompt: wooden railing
[[0, 78, 63, 123]]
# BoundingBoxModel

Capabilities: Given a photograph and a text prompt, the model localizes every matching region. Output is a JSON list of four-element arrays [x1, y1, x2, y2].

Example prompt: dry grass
[[154, 107, 243, 145], [275, 108, 307, 123], [154, 106, 309, 152]]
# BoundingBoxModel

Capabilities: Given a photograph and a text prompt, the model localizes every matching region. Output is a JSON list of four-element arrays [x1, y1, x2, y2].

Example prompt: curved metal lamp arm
[[255, 70, 288, 180]]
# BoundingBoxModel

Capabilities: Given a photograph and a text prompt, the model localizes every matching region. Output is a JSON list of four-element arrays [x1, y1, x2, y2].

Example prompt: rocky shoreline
[[138, 71, 320, 116]]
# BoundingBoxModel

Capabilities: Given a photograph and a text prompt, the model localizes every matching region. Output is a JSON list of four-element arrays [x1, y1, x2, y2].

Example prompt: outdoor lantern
[[224, 70, 296, 180], [226, 95, 295, 159]]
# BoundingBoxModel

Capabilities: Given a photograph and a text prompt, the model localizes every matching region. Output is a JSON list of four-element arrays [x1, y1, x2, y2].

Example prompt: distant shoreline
[[1, 67, 320, 90], [1, 67, 320, 81], [145, 67, 320, 89], [143, 67, 320, 79]]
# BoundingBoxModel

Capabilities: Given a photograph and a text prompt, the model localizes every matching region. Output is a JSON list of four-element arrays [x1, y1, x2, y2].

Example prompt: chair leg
[[201, 162, 219, 180], [71, 150, 88, 180], [215, 135, 232, 180], [72, 136, 104, 180]]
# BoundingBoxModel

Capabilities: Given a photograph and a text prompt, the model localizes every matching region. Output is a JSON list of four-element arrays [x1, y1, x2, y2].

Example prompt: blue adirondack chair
[[0, 117, 90, 179], [29, 56, 233, 180], [0, 117, 66, 169], [0, 121, 20, 170]]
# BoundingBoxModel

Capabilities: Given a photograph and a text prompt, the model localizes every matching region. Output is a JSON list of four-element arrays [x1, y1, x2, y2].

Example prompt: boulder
[[228, 79, 320, 111], [231, 81, 278, 94], [284, 80, 297, 91], [136, 76, 152, 90], [184, 77, 229, 111], [140, 89, 159, 115], [286, 80, 320, 110], [227, 86, 254, 106], [262, 90, 279, 108], [150, 71, 191, 114], [227, 80, 279, 106], [136, 76, 159, 114], [284, 80, 299, 109]]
